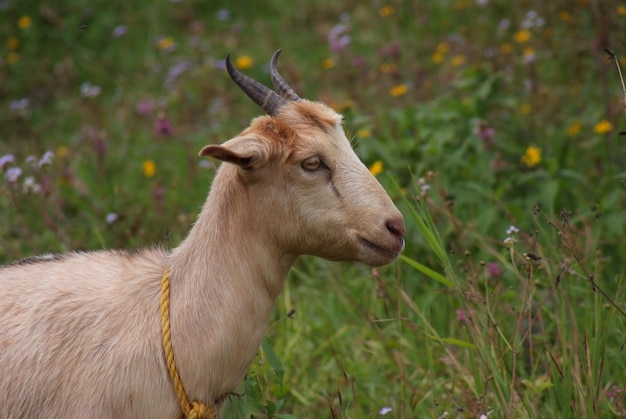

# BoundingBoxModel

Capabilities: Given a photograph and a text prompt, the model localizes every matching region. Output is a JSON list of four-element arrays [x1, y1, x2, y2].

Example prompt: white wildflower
[[22, 176, 41, 194], [504, 236, 517, 245], [379, 406, 392, 415], [506, 225, 519, 235], [81, 82, 102, 98]]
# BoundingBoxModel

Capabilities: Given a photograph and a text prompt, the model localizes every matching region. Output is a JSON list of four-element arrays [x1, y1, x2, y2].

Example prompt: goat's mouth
[[359, 236, 404, 261]]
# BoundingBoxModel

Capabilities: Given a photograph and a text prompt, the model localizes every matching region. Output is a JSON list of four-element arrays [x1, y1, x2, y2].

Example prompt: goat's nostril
[[386, 219, 405, 239]]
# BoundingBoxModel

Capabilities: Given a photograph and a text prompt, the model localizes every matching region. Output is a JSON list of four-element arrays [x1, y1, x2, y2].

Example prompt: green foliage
[[2, 0, 626, 417]]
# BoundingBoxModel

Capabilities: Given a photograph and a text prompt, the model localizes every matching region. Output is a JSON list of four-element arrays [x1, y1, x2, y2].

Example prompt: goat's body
[[0, 51, 404, 417], [0, 165, 297, 418], [0, 249, 175, 418]]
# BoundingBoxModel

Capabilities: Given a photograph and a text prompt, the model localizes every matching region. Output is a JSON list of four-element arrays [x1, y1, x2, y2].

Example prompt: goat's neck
[[171, 173, 296, 298], [166, 171, 296, 398]]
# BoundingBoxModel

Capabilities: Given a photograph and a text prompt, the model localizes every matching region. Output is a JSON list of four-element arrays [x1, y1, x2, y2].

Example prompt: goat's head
[[200, 50, 404, 267]]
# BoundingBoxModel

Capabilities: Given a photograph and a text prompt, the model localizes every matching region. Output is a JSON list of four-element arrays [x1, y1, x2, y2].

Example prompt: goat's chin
[[357, 236, 404, 267]]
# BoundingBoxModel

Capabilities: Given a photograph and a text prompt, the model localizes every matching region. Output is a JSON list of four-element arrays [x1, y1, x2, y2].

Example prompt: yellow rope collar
[[160, 267, 217, 419]]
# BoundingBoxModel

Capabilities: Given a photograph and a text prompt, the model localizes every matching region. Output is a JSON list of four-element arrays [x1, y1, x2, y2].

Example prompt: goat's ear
[[199, 136, 269, 170]]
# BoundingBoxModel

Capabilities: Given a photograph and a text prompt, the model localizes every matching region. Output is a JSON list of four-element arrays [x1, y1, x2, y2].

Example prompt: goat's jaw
[[357, 234, 405, 267]]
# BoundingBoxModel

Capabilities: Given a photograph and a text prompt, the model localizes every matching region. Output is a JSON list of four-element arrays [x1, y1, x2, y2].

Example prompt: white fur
[[0, 99, 404, 417]]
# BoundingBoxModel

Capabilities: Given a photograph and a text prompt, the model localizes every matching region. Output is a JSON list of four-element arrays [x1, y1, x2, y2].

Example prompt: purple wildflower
[[26, 155, 37, 166], [154, 112, 173, 136], [607, 385, 623, 403], [487, 262, 503, 278], [216, 9, 231, 21], [456, 309, 467, 322], [4, 167, 22, 183], [165, 61, 191, 88], [379, 406, 392, 415], [213, 59, 226, 71], [352, 56, 366, 67], [0, 154, 15, 169], [38, 150, 54, 167], [136, 99, 155, 116], [474, 121, 495, 146], [328, 22, 351, 52], [112, 25, 127, 38], [10, 98, 29, 112]]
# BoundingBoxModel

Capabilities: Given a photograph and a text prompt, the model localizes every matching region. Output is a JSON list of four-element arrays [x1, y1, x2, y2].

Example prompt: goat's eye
[[301, 156, 322, 171]]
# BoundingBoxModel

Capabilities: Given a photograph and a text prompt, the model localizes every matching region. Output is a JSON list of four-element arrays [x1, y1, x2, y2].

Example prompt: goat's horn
[[226, 53, 287, 116], [270, 49, 301, 101]]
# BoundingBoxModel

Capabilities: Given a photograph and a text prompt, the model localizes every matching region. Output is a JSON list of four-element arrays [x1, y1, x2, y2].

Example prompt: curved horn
[[270, 49, 301, 101], [225, 53, 287, 116]]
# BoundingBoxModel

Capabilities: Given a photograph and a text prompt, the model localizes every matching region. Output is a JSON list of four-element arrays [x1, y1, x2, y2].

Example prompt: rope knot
[[187, 401, 216, 419]]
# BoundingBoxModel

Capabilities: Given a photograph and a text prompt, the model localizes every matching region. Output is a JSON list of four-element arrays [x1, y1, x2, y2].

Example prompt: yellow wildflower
[[500, 43, 513, 54], [559, 11, 572, 21], [454, 0, 471, 10], [322, 58, 335, 70], [436, 42, 450, 54], [358, 128, 372, 139], [142, 160, 156, 178], [157, 37, 174, 51], [390, 84, 408, 97], [593, 119, 612, 134], [513, 29, 531, 43], [566, 122, 581, 136], [18, 16, 32, 30], [7, 37, 19, 50], [521, 146, 541, 168], [432, 52, 445, 64], [369, 160, 384, 176], [379, 6, 395, 17], [235, 55, 253, 70], [7, 52, 19, 64], [330, 100, 354, 113], [618, 6, 626, 15], [520, 103, 531, 115], [451, 55, 465, 67], [56, 146, 69, 158], [379, 63, 397, 74]]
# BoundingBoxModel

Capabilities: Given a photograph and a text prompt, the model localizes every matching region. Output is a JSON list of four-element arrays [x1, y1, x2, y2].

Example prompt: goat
[[0, 49, 405, 418]]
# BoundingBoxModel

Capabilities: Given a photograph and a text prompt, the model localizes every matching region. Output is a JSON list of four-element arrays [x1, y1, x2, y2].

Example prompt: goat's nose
[[386, 217, 405, 240]]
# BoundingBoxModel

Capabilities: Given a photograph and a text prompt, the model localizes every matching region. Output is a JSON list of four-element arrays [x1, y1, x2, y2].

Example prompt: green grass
[[2, 0, 626, 417]]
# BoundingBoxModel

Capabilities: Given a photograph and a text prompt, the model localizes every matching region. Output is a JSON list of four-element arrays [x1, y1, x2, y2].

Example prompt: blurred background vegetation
[[1, 0, 625, 417]]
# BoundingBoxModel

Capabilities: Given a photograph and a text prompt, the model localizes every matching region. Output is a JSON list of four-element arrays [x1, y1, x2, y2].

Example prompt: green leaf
[[219, 380, 262, 419], [426, 334, 475, 349], [400, 254, 454, 288], [261, 336, 285, 381]]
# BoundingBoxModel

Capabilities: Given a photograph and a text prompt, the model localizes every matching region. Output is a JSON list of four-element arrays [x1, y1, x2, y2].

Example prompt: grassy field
[[2, 0, 626, 417]]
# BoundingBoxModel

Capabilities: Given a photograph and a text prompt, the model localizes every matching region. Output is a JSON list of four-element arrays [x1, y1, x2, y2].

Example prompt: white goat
[[0, 50, 404, 418]]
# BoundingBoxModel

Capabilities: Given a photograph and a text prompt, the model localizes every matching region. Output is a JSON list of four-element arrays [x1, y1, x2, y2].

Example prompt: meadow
[[1, 0, 626, 417]]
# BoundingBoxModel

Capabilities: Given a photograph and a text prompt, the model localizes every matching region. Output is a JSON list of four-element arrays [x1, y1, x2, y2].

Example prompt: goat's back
[[0, 248, 178, 418]]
